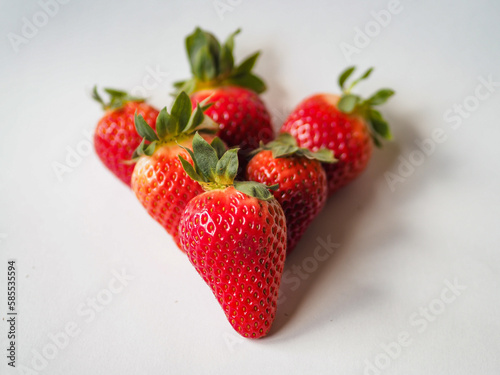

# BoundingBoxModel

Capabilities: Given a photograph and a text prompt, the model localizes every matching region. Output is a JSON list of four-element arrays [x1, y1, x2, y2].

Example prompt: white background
[[1, 0, 500, 374]]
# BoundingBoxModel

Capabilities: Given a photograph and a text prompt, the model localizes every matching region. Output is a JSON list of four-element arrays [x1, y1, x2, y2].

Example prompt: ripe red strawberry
[[92, 87, 159, 187], [281, 67, 395, 196], [246, 133, 335, 253], [131, 92, 220, 248], [178, 134, 286, 338], [174, 28, 274, 153]]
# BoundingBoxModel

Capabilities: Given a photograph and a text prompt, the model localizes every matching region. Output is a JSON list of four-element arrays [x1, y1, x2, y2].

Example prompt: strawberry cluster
[[91, 28, 394, 339]]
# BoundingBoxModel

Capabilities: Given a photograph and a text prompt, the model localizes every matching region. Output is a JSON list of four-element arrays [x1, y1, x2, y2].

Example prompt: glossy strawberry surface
[[190, 87, 274, 152], [179, 187, 286, 338], [94, 102, 158, 186], [282, 94, 373, 195], [131, 136, 213, 248], [246, 150, 328, 253]]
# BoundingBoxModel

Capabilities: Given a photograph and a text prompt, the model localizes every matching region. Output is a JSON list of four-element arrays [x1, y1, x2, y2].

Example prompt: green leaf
[[367, 89, 395, 106], [234, 181, 276, 201], [219, 29, 240, 75], [338, 66, 355, 90], [272, 144, 299, 158], [170, 91, 192, 133], [131, 149, 140, 160], [92, 86, 105, 108], [179, 155, 204, 183], [215, 148, 239, 185], [200, 102, 213, 112], [185, 27, 222, 82], [359, 67, 374, 80], [211, 137, 226, 159], [372, 135, 382, 148], [144, 141, 157, 156], [274, 132, 297, 146], [224, 28, 240, 52], [196, 116, 219, 133], [199, 94, 215, 111], [186, 28, 207, 74], [178, 144, 198, 171], [226, 73, 266, 94], [155, 107, 170, 139], [234, 51, 260, 75], [205, 31, 221, 72], [219, 45, 234, 76], [337, 94, 360, 113], [192, 45, 217, 81], [348, 67, 374, 91], [103, 88, 127, 97], [369, 109, 392, 140], [308, 149, 336, 163], [132, 138, 146, 159], [173, 79, 196, 96], [134, 113, 158, 142], [191, 133, 218, 180], [173, 80, 186, 89], [184, 103, 205, 133]]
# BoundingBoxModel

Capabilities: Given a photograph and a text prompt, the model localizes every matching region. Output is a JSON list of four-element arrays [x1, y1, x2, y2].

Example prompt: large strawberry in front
[[282, 67, 395, 195], [178, 134, 286, 338], [131, 92, 219, 248], [92, 87, 159, 186], [246, 133, 335, 253], [174, 27, 274, 153]]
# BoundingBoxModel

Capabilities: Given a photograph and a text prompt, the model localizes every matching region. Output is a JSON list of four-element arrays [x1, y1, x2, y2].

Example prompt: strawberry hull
[[246, 150, 328, 253], [282, 94, 373, 195]]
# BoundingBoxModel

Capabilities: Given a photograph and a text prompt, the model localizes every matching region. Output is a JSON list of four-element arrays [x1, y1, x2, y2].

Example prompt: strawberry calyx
[[92, 86, 144, 111], [179, 133, 277, 200], [173, 27, 266, 95], [131, 91, 218, 161], [253, 133, 336, 163], [336, 66, 395, 147]]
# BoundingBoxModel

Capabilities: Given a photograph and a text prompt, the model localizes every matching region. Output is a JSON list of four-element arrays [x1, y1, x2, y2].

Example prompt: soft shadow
[[265, 111, 428, 340]]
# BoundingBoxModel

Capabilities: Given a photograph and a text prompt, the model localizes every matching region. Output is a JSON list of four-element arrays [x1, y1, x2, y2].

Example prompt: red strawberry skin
[[281, 94, 373, 195], [131, 136, 214, 248], [246, 150, 328, 253], [94, 102, 158, 186], [190, 87, 274, 151], [179, 187, 287, 338]]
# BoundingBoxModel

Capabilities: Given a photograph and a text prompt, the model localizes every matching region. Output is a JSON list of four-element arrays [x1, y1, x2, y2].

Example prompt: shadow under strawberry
[[266, 112, 423, 339]]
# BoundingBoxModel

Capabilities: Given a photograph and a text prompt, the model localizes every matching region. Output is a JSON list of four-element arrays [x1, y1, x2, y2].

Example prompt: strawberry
[[246, 133, 335, 253], [174, 27, 274, 154], [92, 87, 159, 187], [178, 134, 286, 338], [281, 67, 395, 196], [131, 92, 219, 248]]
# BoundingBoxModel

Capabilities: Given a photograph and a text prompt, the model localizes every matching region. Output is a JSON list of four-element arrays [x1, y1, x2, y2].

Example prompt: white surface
[[1, 0, 500, 374]]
